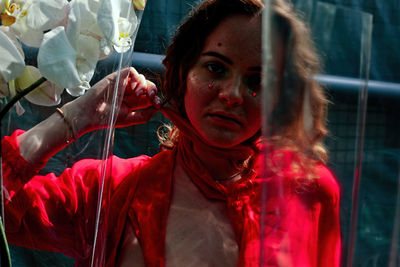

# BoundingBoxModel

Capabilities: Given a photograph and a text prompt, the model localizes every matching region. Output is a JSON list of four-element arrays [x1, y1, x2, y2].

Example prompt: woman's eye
[[247, 74, 262, 94], [205, 62, 226, 76]]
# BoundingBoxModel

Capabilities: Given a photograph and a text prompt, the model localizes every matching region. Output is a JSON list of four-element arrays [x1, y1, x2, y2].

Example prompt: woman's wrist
[[17, 109, 76, 164], [60, 97, 96, 138], [55, 107, 77, 144]]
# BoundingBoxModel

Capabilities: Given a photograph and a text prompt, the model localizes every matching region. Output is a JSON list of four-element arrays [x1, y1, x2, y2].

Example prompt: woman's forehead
[[202, 15, 262, 64]]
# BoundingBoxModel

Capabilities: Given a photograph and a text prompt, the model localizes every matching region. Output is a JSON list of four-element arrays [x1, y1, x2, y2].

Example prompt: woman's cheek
[[246, 97, 262, 122]]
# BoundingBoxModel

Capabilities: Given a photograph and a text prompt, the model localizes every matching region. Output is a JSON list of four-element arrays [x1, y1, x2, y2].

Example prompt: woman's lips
[[207, 112, 243, 127]]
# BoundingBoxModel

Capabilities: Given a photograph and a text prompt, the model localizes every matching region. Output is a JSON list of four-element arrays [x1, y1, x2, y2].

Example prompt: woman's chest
[[117, 163, 239, 267], [165, 163, 238, 267]]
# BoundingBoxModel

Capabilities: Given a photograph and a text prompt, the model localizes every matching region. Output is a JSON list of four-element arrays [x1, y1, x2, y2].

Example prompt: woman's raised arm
[[17, 67, 161, 164]]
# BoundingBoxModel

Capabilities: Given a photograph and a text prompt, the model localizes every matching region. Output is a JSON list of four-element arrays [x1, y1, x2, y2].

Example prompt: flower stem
[[0, 77, 47, 120]]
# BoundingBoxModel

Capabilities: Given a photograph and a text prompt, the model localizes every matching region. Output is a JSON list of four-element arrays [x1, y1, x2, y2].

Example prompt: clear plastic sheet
[[304, 4, 374, 266], [0, 0, 147, 266], [89, 52, 133, 266], [260, 1, 373, 266], [295, 1, 400, 266], [294, 2, 400, 266]]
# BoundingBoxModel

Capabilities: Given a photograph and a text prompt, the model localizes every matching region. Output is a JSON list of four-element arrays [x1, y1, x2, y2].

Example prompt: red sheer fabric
[[2, 130, 158, 266], [162, 107, 341, 266], [2, 126, 340, 266]]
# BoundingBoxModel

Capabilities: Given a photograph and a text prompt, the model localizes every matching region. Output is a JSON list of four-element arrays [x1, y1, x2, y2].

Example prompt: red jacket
[[2, 130, 340, 266]]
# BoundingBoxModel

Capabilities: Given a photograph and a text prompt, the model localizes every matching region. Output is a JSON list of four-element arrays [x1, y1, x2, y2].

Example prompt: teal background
[[3, 0, 399, 266]]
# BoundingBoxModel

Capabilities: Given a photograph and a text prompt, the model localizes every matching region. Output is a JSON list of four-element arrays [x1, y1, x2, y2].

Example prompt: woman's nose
[[218, 77, 244, 106]]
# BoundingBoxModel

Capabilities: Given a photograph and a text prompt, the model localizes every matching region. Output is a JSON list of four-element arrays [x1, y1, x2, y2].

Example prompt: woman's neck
[[191, 141, 241, 181], [161, 106, 254, 182]]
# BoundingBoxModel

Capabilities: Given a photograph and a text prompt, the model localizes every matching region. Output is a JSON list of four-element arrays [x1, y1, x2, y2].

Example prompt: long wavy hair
[[160, 0, 328, 164]]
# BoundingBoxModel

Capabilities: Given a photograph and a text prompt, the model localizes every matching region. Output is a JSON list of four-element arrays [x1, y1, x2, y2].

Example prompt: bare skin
[[17, 67, 160, 164], [117, 162, 238, 267], [15, 14, 261, 267]]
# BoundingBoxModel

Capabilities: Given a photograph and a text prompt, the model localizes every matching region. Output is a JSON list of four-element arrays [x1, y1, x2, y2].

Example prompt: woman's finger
[[117, 106, 159, 127], [123, 67, 141, 95], [123, 94, 152, 109], [146, 80, 157, 101], [133, 74, 147, 96], [152, 95, 162, 110]]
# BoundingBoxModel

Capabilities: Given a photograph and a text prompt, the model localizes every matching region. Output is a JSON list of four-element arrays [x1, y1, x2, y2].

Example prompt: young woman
[[2, 0, 340, 266]]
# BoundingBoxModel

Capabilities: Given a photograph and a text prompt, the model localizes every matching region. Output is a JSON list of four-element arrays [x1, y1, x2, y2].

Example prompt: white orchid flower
[[97, 0, 138, 53], [0, 0, 69, 47], [38, 0, 102, 96], [8, 65, 63, 106], [0, 27, 65, 107], [0, 28, 25, 97], [38, 26, 87, 93]]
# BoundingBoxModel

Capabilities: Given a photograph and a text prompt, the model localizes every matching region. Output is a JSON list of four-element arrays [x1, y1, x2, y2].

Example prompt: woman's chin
[[199, 133, 246, 149]]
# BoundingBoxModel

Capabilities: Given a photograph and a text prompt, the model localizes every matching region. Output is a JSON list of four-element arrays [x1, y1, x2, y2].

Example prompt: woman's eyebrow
[[201, 51, 233, 65], [202, 51, 261, 71], [248, 66, 261, 71]]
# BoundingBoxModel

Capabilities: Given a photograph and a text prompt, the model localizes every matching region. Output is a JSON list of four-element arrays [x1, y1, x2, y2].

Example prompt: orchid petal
[[0, 26, 24, 56], [0, 0, 43, 46], [11, 20, 43, 47], [0, 29, 25, 82], [65, 0, 81, 49], [67, 0, 103, 49], [38, 26, 81, 89], [76, 34, 99, 72], [77, 0, 101, 30], [119, 0, 137, 19], [73, 33, 100, 92], [97, 0, 120, 44], [66, 86, 87, 97], [15, 66, 63, 106], [100, 37, 112, 56], [26, 0, 69, 31], [132, 0, 146, 10], [113, 17, 133, 53], [97, 0, 137, 52]]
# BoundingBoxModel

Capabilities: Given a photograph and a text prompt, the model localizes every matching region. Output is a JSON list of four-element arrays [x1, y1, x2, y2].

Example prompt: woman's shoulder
[[255, 146, 339, 204], [110, 149, 177, 187], [314, 163, 340, 205], [69, 147, 175, 173]]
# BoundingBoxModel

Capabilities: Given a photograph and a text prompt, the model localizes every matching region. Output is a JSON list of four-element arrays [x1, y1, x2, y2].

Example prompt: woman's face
[[185, 14, 262, 148]]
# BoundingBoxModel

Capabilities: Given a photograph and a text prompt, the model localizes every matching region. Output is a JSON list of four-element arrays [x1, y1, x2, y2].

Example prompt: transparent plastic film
[[259, 1, 320, 265], [305, 3, 400, 267], [301, 3, 373, 266], [344, 9, 372, 267], [90, 50, 135, 265], [259, 1, 373, 266], [0, 0, 148, 266], [90, 6, 147, 266]]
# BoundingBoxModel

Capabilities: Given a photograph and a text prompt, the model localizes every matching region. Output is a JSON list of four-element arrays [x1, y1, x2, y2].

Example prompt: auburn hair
[[160, 0, 328, 164]]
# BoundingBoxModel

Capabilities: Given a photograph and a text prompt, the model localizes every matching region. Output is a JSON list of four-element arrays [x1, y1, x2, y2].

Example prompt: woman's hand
[[116, 67, 162, 127], [65, 67, 162, 135], [17, 68, 161, 164]]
